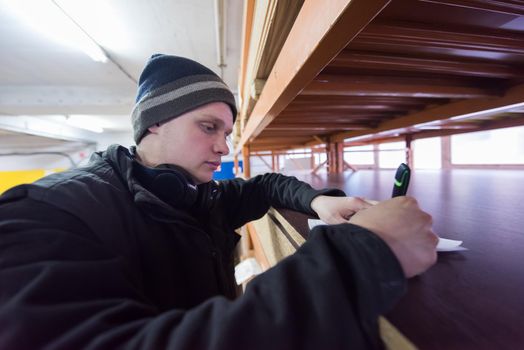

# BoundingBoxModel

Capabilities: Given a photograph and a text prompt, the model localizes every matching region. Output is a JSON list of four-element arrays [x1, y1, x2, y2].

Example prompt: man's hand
[[311, 195, 373, 224], [349, 196, 438, 278]]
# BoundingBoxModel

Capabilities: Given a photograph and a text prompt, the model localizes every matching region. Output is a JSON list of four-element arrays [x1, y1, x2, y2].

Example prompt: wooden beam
[[254, 135, 309, 142], [410, 116, 524, 140], [246, 223, 270, 271], [333, 83, 524, 142], [417, 122, 479, 130], [238, 0, 256, 111], [278, 112, 397, 120], [285, 103, 409, 111], [331, 51, 520, 79], [234, 154, 239, 175], [249, 142, 319, 152], [419, 0, 524, 16], [358, 21, 524, 56], [234, 0, 392, 154], [265, 123, 371, 131], [262, 132, 332, 138], [242, 145, 251, 178], [312, 160, 327, 174], [303, 75, 494, 99], [326, 141, 345, 173], [291, 95, 442, 105], [271, 151, 279, 172], [337, 116, 524, 146], [313, 135, 326, 144]]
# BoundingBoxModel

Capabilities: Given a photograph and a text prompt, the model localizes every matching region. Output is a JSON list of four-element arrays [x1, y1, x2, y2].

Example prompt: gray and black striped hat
[[131, 54, 237, 144]]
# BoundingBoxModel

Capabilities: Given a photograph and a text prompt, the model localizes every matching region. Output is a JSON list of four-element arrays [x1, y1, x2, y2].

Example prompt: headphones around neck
[[132, 161, 217, 211]]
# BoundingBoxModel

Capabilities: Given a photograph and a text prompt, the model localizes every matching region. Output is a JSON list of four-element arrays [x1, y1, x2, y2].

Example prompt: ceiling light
[[54, 0, 129, 52], [66, 115, 104, 133], [3, 0, 108, 62]]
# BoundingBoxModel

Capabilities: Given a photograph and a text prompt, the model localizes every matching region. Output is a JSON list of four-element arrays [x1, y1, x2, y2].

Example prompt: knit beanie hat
[[132, 54, 237, 144]]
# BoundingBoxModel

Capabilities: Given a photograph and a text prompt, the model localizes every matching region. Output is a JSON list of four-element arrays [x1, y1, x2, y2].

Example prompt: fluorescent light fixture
[[3, 0, 108, 62], [0, 115, 103, 140], [54, 0, 129, 52], [66, 115, 105, 133]]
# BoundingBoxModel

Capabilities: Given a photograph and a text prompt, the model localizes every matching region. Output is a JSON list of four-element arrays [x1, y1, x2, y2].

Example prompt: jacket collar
[[94, 144, 197, 223]]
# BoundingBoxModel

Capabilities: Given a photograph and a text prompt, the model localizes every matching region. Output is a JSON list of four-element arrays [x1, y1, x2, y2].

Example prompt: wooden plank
[[285, 103, 405, 111], [303, 81, 491, 98], [303, 75, 494, 98], [234, 0, 392, 154], [246, 222, 270, 271], [265, 123, 370, 131], [233, 154, 240, 175], [242, 145, 251, 178], [337, 116, 524, 146], [291, 95, 439, 105], [419, 0, 524, 16], [278, 112, 398, 119], [410, 116, 524, 140], [357, 21, 524, 55], [333, 83, 524, 142], [237, 0, 256, 109], [255, 135, 311, 141], [331, 51, 520, 78]]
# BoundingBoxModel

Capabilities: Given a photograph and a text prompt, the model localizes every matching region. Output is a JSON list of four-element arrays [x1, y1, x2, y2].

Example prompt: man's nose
[[214, 136, 230, 155]]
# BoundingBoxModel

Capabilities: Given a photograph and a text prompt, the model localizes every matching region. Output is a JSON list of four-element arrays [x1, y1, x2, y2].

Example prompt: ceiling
[[240, 0, 524, 152], [0, 0, 242, 150]]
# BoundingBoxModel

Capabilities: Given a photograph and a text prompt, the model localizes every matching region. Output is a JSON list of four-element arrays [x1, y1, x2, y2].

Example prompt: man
[[0, 54, 437, 349]]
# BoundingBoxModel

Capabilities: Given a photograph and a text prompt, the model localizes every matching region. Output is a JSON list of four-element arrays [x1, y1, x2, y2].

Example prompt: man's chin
[[193, 173, 213, 185]]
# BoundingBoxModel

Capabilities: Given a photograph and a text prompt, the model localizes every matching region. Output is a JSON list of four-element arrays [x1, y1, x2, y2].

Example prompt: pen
[[392, 163, 411, 197]]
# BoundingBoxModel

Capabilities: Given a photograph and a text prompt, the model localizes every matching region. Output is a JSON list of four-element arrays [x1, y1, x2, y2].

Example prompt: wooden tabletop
[[277, 169, 524, 350]]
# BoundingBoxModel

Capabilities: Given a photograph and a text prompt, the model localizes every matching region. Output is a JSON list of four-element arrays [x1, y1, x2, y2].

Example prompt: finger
[[363, 198, 379, 206], [340, 211, 356, 221], [325, 214, 350, 225], [349, 197, 372, 210], [428, 230, 439, 247]]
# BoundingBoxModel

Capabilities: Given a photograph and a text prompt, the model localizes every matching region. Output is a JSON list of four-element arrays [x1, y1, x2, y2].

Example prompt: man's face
[[150, 102, 233, 184]]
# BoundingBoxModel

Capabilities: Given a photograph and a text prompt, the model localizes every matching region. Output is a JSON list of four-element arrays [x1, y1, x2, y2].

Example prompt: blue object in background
[[213, 160, 243, 180]]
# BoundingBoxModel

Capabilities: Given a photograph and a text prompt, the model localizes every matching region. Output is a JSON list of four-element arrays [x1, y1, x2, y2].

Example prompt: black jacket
[[0, 145, 406, 349]]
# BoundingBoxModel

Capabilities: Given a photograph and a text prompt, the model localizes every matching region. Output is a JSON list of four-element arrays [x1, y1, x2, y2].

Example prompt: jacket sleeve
[[219, 172, 346, 229], [0, 197, 406, 350]]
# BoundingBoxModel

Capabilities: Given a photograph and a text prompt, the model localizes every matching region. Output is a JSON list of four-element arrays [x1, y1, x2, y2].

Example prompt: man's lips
[[205, 161, 221, 168]]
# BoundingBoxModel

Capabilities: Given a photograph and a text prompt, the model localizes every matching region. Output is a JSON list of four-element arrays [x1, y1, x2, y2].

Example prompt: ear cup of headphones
[[150, 171, 198, 208], [132, 161, 198, 209]]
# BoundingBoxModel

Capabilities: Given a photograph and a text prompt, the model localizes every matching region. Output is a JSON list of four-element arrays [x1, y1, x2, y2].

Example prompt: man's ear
[[148, 123, 161, 134]]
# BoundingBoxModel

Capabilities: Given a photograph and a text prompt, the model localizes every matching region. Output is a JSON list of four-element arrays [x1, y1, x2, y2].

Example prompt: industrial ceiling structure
[[0, 0, 242, 151]]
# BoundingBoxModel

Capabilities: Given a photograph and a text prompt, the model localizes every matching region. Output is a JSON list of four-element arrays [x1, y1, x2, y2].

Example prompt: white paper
[[234, 257, 262, 284], [308, 219, 467, 252], [435, 237, 468, 252]]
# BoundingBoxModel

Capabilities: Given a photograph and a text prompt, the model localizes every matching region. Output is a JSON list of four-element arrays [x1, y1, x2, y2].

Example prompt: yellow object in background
[[0, 169, 64, 194]]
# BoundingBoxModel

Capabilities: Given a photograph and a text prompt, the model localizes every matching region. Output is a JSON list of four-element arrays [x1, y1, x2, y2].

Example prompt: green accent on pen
[[395, 172, 408, 187]]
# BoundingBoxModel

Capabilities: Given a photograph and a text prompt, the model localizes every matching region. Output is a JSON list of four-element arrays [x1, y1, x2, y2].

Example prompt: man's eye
[[201, 123, 216, 133]]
